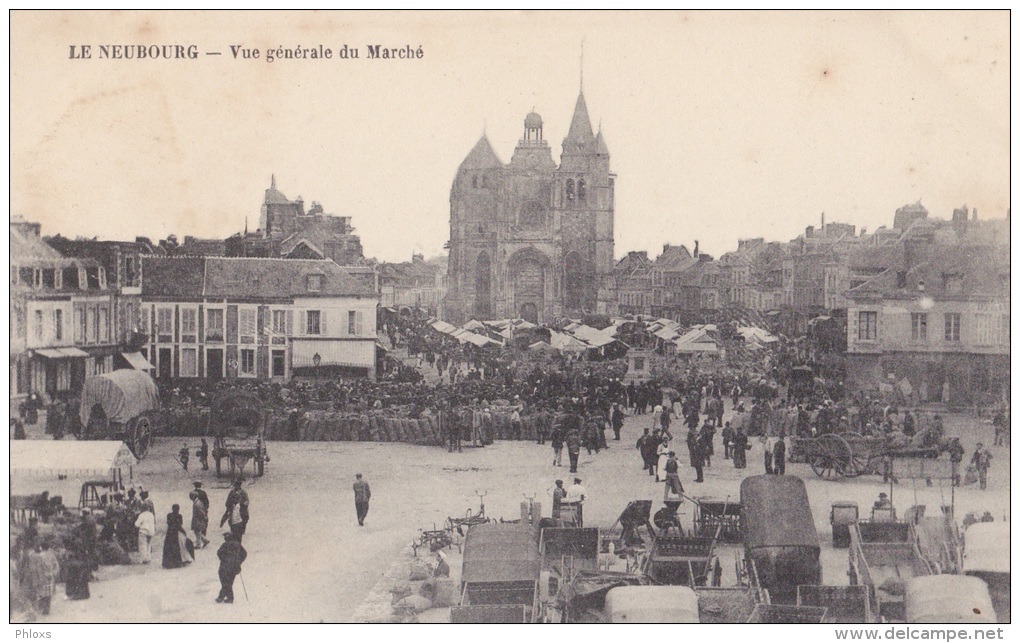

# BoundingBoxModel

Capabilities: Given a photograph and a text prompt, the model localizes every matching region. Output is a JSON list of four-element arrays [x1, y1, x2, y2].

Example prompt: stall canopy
[[430, 320, 459, 335], [673, 328, 719, 353], [79, 369, 159, 427], [738, 326, 779, 345], [35, 347, 89, 358], [116, 351, 155, 370], [10, 440, 137, 478], [550, 331, 587, 353]]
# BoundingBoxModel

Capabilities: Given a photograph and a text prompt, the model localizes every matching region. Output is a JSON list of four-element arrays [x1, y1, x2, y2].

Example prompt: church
[[444, 91, 617, 325]]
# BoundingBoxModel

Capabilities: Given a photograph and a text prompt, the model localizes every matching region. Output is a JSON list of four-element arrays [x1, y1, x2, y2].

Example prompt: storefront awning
[[118, 352, 155, 370], [35, 347, 89, 359], [292, 339, 375, 368]]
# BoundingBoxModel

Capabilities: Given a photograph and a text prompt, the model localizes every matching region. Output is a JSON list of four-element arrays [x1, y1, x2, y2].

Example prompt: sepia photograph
[[7, 10, 1012, 630]]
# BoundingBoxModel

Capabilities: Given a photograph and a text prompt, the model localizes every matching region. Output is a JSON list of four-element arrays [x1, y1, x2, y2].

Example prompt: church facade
[[444, 92, 617, 325]]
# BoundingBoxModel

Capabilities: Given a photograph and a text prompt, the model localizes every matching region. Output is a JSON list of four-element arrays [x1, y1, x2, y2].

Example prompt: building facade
[[444, 92, 616, 324], [10, 220, 113, 408], [845, 243, 1009, 407], [141, 257, 379, 381]]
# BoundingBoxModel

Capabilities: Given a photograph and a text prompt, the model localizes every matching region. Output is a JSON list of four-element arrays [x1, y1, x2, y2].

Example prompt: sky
[[9, 10, 1011, 263]]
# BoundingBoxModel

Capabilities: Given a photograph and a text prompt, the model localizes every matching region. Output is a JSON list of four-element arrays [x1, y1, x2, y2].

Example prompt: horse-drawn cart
[[78, 370, 159, 459], [791, 432, 947, 480], [209, 391, 269, 478]]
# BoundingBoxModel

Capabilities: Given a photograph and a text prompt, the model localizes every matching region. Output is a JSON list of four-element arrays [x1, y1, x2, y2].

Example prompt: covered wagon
[[209, 391, 269, 478], [740, 475, 821, 604], [78, 370, 159, 459]]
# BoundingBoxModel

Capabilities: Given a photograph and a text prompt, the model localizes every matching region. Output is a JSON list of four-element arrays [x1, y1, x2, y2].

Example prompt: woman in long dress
[[162, 504, 193, 569], [656, 438, 670, 482]]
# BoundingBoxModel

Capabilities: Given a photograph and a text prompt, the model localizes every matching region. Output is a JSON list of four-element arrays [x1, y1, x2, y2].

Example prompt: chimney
[[694, 240, 699, 258], [805, 225, 815, 238], [663, 243, 670, 254], [952, 205, 969, 234], [971, 208, 978, 221], [821, 211, 826, 233]]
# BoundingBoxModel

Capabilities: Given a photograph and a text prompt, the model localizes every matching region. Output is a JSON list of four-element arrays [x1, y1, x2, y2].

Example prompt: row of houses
[[10, 218, 380, 412], [614, 203, 1008, 326]]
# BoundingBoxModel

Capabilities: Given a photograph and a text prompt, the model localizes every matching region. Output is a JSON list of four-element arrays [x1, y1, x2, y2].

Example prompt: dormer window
[[941, 272, 963, 295], [307, 274, 323, 292]]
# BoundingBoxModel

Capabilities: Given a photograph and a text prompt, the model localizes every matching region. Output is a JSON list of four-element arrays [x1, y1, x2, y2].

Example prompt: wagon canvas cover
[[79, 370, 159, 427]]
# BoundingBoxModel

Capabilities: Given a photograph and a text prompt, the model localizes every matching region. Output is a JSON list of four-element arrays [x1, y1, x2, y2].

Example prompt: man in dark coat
[[732, 428, 749, 469], [637, 428, 656, 476], [353, 473, 371, 526], [566, 430, 582, 473], [773, 435, 786, 475], [687, 430, 704, 483], [216, 532, 248, 604], [611, 404, 625, 441]]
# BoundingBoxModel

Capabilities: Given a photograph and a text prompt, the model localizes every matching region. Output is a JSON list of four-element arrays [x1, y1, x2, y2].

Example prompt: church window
[[577, 179, 586, 202], [566, 179, 575, 201], [481, 174, 489, 188], [472, 175, 478, 188], [519, 201, 547, 228]]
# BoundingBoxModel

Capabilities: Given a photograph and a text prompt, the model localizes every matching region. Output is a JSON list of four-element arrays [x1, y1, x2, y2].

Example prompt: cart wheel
[[127, 416, 152, 459], [810, 455, 840, 479]]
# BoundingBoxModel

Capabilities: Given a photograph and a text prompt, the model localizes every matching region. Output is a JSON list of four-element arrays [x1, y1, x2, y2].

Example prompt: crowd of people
[[10, 477, 253, 620]]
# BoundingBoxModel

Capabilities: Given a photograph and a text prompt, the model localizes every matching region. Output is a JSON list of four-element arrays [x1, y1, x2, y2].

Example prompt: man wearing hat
[[190, 481, 210, 511], [565, 478, 587, 528], [551, 480, 566, 521], [190, 482, 210, 550], [353, 473, 371, 527], [873, 492, 892, 511], [220, 479, 250, 543], [216, 532, 247, 604]]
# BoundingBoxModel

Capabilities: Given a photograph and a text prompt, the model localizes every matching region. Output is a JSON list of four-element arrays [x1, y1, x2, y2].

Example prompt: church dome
[[524, 111, 543, 129]]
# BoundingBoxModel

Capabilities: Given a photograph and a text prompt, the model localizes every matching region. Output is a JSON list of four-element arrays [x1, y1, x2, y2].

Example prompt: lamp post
[[313, 352, 321, 384]]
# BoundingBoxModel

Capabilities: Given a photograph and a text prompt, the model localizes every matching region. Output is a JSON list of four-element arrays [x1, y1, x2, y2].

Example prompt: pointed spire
[[580, 38, 585, 92], [459, 135, 503, 170], [594, 129, 610, 156], [564, 91, 595, 149], [244, 216, 248, 235], [270, 174, 276, 190]]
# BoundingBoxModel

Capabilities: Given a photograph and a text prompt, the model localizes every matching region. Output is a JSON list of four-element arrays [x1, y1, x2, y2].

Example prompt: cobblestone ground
[[14, 391, 1009, 623]]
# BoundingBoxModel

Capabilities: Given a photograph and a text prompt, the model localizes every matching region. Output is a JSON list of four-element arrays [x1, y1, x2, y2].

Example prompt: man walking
[[566, 429, 581, 473], [612, 404, 625, 441], [198, 438, 210, 471], [215, 533, 248, 604], [970, 443, 993, 490], [353, 473, 371, 526], [220, 479, 250, 543]]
